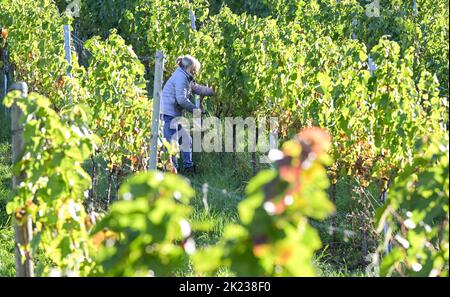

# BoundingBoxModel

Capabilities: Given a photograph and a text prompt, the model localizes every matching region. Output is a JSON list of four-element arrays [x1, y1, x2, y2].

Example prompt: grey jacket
[[161, 67, 214, 117]]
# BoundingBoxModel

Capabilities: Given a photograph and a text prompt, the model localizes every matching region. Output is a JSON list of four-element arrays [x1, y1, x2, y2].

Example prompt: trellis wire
[[70, 31, 154, 64], [189, 179, 245, 202], [188, 179, 358, 238]]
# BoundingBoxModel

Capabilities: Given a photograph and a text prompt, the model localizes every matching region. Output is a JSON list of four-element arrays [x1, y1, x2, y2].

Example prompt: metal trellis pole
[[64, 24, 73, 104], [187, 0, 197, 30], [3, 43, 9, 116], [368, 52, 391, 255], [187, 0, 200, 110]]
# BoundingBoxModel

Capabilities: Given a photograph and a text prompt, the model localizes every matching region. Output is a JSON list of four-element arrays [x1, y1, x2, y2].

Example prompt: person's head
[[176, 55, 201, 76]]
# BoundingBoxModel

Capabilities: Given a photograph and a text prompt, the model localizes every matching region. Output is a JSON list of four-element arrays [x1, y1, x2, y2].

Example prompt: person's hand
[[211, 85, 217, 96]]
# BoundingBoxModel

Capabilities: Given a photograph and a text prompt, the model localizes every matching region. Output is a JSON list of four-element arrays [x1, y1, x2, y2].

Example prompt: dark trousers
[[162, 114, 193, 170]]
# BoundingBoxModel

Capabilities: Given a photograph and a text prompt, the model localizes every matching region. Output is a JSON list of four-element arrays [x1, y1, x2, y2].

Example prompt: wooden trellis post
[[10, 82, 34, 277], [148, 50, 165, 171]]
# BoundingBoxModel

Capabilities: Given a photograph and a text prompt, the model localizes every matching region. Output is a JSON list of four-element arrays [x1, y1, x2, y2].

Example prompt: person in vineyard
[[161, 55, 216, 174]]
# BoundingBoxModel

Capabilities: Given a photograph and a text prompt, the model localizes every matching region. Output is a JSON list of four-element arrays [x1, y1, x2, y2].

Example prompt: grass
[[0, 139, 11, 226], [314, 260, 369, 277], [172, 152, 251, 277], [177, 151, 371, 276], [0, 106, 15, 277]]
